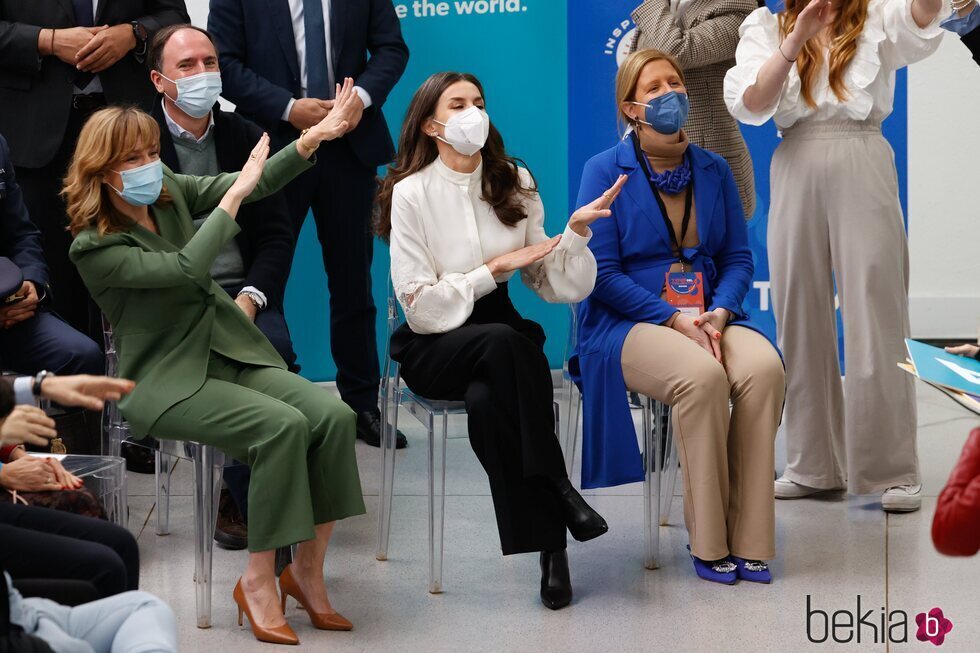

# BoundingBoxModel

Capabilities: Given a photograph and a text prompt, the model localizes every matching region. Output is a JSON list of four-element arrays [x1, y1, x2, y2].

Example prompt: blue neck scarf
[[648, 156, 692, 195]]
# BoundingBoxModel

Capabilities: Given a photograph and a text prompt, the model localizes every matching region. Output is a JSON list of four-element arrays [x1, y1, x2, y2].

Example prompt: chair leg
[[376, 385, 399, 561], [643, 397, 662, 570], [155, 451, 171, 536], [562, 384, 581, 477], [660, 407, 679, 526], [192, 446, 221, 629], [427, 410, 447, 594]]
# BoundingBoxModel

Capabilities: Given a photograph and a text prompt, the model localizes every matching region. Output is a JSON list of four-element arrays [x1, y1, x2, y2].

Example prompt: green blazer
[[69, 141, 314, 437]]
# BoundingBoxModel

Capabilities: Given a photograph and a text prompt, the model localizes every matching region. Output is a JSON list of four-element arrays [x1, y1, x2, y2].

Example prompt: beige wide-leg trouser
[[622, 324, 785, 561], [769, 119, 919, 496]]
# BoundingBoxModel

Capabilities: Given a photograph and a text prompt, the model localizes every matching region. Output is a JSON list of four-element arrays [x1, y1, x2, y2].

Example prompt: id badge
[[665, 271, 705, 316]]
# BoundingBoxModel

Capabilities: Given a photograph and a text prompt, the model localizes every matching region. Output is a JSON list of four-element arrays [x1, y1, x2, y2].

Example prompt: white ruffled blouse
[[724, 0, 944, 129], [389, 157, 596, 335]]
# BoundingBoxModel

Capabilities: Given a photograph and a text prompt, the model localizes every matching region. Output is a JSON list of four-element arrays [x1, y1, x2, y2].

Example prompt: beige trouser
[[622, 324, 785, 561], [769, 120, 919, 496]]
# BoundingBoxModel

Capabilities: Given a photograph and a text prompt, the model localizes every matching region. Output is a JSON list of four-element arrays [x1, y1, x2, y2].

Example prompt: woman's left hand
[[567, 174, 628, 236], [693, 308, 730, 363]]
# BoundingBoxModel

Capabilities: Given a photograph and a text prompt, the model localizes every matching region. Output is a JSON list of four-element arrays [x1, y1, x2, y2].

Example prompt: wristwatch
[[131, 21, 148, 56], [238, 290, 265, 311], [32, 370, 54, 397]]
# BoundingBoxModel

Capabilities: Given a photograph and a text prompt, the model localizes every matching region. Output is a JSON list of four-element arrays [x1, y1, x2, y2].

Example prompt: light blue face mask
[[109, 160, 163, 206], [161, 71, 222, 119], [631, 91, 690, 135]]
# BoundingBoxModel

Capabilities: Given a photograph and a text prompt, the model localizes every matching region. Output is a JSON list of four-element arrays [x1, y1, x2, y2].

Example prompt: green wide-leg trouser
[[149, 353, 366, 552]]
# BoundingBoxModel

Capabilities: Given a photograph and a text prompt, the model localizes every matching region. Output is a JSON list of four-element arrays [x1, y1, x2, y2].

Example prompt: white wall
[[908, 36, 980, 340]]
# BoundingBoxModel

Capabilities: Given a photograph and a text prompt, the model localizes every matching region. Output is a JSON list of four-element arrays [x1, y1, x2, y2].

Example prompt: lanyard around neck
[[632, 133, 693, 264]]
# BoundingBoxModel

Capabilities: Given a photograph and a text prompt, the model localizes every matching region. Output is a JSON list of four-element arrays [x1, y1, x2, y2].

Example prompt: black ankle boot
[[552, 478, 608, 542], [539, 549, 572, 610]]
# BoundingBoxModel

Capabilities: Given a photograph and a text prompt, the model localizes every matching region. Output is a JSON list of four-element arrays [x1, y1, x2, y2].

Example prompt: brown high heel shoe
[[279, 564, 353, 631], [233, 578, 300, 645]]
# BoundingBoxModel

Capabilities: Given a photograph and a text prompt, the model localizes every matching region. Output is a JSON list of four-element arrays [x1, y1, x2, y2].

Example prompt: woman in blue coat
[[573, 49, 785, 585]]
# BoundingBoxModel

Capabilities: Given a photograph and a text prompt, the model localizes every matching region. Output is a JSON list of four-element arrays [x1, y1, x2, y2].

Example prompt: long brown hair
[[375, 72, 537, 240], [63, 106, 171, 237], [779, 0, 870, 108]]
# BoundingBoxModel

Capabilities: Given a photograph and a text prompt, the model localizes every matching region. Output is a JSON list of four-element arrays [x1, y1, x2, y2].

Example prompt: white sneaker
[[881, 484, 922, 513], [774, 475, 844, 499]]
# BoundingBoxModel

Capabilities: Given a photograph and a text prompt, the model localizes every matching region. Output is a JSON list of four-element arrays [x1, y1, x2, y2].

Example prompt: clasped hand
[[48, 25, 136, 74], [669, 308, 731, 364]]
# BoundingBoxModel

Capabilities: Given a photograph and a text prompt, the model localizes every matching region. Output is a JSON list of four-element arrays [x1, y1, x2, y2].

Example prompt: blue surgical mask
[[109, 160, 163, 206], [631, 91, 690, 135], [162, 71, 222, 119]]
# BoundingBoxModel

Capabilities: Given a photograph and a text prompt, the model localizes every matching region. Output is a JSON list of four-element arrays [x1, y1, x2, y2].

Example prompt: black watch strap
[[32, 370, 53, 397]]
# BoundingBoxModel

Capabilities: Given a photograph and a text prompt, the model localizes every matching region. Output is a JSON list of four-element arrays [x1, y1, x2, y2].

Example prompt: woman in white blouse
[[376, 71, 626, 610], [724, 0, 944, 513]]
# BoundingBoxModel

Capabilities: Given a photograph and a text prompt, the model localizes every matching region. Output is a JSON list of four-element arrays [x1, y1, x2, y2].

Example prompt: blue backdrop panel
[[284, 0, 569, 381]]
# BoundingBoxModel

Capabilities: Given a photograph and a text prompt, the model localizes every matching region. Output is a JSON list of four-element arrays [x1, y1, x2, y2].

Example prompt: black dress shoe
[[356, 410, 407, 449], [213, 489, 248, 551], [540, 549, 572, 610], [120, 438, 156, 474], [552, 478, 608, 542]]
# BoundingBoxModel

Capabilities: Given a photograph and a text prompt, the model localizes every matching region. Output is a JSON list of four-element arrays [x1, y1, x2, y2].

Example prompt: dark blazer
[[962, 23, 980, 65], [0, 135, 48, 289], [208, 0, 408, 168], [0, 0, 189, 169], [152, 102, 295, 307]]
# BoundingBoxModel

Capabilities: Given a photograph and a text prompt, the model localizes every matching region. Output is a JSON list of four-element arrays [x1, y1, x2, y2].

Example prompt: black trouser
[[281, 137, 379, 414], [391, 284, 567, 555], [15, 95, 106, 340], [0, 502, 139, 598]]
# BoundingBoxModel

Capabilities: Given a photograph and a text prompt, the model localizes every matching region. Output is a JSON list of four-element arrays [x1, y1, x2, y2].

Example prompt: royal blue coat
[[571, 138, 773, 489]]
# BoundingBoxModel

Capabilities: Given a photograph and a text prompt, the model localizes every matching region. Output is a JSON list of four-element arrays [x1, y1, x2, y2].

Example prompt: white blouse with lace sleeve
[[724, 0, 943, 129], [388, 158, 596, 335]]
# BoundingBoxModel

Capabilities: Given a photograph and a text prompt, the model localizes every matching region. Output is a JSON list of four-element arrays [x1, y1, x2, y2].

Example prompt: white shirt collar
[[161, 99, 214, 144], [432, 155, 483, 188]]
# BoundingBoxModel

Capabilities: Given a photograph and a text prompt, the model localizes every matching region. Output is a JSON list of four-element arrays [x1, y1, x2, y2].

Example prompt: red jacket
[[932, 428, 980, 556]]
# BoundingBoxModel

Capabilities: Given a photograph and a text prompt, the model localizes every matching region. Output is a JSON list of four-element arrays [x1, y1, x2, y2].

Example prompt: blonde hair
[[615, 49, 686, 136], [63, 106, 170, 237], [779, 0, 870, 108]]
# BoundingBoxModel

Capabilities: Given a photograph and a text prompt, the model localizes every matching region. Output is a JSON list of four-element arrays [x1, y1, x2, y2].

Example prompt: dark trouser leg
[[0, 310, 103, 375], [0, 503, 139, 597], [309, 141, 379, 413], [15, 104, 103, 339], [397, 323, 567, 555], [13, 579, 101, 606]]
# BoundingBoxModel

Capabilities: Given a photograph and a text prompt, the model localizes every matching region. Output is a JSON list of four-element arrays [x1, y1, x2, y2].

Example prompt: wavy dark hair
[[375, 72, 537, 240]]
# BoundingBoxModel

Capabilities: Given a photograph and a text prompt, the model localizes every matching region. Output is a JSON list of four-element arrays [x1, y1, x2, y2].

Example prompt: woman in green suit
[[65, 79, 365, 646]]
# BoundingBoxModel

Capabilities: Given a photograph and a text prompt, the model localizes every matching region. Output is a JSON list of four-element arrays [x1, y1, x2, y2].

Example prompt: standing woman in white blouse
[[724, 0, 945, 512], [375, 72, 626, 610]]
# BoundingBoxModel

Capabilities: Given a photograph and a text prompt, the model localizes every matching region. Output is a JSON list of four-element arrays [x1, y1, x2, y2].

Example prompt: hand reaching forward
[[486, 236, 562, 276]]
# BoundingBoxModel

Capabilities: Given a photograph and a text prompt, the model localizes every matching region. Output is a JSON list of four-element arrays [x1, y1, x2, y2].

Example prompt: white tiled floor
[[126, 380, 980, 652]]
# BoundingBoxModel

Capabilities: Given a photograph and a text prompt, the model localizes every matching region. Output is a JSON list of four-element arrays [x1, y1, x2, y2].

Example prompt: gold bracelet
[[49, 29, 56, 56], [299, 128, 320, 154]]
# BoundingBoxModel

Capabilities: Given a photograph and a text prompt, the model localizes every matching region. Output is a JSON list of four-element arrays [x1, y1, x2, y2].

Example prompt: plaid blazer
[[630, 0, 759, 218]]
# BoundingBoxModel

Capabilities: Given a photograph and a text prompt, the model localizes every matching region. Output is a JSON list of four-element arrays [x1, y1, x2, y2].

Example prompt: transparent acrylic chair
[[102, 318, 226, 628], [559, 304, 680, 569], [375, 281, 558, 593]]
